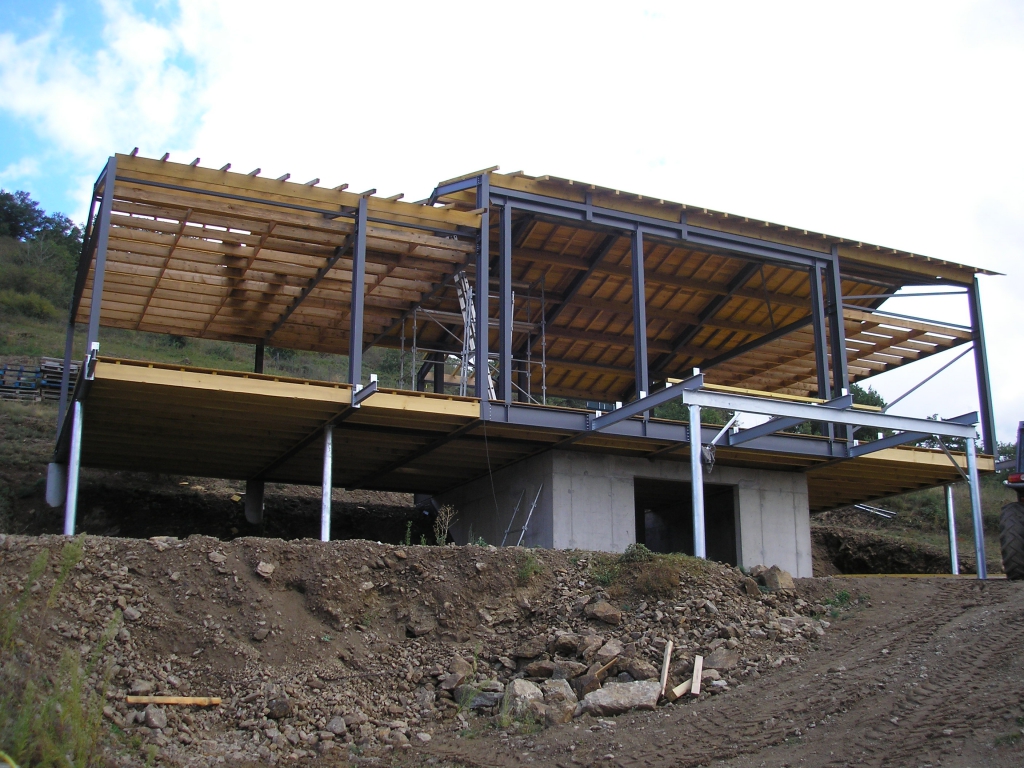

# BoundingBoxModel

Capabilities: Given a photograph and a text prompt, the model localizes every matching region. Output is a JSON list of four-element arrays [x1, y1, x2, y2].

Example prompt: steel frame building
[[48, 154, 998, 577]]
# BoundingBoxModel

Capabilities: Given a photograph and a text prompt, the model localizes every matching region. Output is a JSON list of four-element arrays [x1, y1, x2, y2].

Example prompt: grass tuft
[[0, 540, 125, 766]]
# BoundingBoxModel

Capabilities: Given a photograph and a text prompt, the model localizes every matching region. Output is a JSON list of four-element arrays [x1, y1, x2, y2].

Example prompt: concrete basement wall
[[439, 449, 813, 577]]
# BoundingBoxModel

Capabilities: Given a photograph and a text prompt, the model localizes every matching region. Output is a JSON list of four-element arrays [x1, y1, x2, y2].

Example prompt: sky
[[1, 0, 1022, 445]]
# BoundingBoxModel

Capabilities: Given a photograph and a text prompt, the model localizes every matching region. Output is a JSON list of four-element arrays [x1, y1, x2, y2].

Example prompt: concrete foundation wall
[[438, 449, 813, 577]]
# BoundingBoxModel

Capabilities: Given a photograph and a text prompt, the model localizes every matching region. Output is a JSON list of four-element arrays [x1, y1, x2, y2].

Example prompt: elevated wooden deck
[[77, 359, 992, 512]]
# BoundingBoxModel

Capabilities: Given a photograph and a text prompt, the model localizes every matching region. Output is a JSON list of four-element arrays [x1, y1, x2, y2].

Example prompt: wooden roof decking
[[81, 359, 991, 511], [75, 155, 984, 405], [75, 154, 481, 354]]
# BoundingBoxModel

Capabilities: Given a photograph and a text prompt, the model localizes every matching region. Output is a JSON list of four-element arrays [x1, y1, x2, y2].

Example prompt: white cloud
[[0, 0, 201, 165], [2, 0, 1022, 441], [0, 156, 39, 183]]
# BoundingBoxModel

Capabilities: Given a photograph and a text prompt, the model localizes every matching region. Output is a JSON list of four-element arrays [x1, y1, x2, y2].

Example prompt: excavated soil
[[2, 534, 1022, 768]]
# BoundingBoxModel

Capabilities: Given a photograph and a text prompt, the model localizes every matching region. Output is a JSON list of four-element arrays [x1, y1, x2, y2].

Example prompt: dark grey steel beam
[[808, 265, 831, 398], [475, 177, 490, 402], [967, 276, 996, 454], [700, 315, 814, 370], [827, 250, 851, 446], [650, 262, 762, 376], [847, 411, 978, 458], [265, 242, 349, 342], [499, 203, 513, 404], [68, 165, 109, 324], [592, 374, 703, 432], [488, 185, 835, 268], [348, 197, 368, 387], [728, 393, 853, 446], [85, 156, 117, 368], [531, 234, 616, 342], [631, 228, 650, 397]]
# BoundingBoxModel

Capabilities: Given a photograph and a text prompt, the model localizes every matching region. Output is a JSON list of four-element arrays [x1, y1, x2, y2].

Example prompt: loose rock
[[585, 600, 622, 625], [267, 697, 292, 719], [502, 678, 543, 717], [143, 704, 167, 729], [581, 681, 661, 716]]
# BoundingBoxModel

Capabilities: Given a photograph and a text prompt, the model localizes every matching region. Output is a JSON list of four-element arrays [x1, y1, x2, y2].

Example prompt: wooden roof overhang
[[426, 171, 992, 402], [76, 359, 992, 512], [72, 154, 482, 354], [71, 156, 992, 407]]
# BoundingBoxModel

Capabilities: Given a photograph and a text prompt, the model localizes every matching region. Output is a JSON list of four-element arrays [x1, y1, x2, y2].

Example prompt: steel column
[[248, 344, 266, 523], [967, 276, 996, 455], [945, 485, 959, 575], [826, 250, 850, 394], [826, 252, 850, 447], [433, 356, 445, 394], [475, 177, 490, 401], [689, 404, 706, 558], [63, 400, 83, 536], [244, 479, 265, 525], [58, 319, 76, 426], [499, 203, 513, 404], [348, 197, 368, 387], [86, 156, 117, 357], [965, 438, 987, 579], [631, 228, 649, 398], [321, 424, 333, 542], [808, 265, 832, 398]]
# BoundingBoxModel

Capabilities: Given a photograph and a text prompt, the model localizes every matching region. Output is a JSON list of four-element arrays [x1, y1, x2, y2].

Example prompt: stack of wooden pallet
[[0, 357, 80, 402], [39, 357, 80, 401]]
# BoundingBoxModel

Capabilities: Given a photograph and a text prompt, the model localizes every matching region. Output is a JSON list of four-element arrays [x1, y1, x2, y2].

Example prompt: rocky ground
[[2, 534, 848, 766], [3, 533, 1022, 768]]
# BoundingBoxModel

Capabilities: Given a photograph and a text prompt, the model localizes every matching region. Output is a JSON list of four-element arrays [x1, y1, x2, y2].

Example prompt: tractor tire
[[999, 502, 1024, 580]]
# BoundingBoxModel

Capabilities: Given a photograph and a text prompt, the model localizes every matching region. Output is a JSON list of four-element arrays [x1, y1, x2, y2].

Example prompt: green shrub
[[516, 552, 542, 585], [1, 540, 124, 766], [633, 560, 680, 598], [0, 290, 59, 320], [620, 542, 654, 563]]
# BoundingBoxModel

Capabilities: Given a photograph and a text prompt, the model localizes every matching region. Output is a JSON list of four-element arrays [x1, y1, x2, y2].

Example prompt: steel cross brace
[[728, 393, 854, 447], [847, 411, 978, 458], [590, 374, 704, 432], [679, 389, 977, 440]]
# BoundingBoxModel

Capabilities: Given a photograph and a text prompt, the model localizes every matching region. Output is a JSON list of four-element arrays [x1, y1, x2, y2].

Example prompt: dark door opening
[[633, 478, 737, 565]]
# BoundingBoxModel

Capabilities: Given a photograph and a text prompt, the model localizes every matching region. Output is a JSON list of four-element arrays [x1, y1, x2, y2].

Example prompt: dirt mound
[[812, 524, 967, 574], [0, 534, 840, 766]]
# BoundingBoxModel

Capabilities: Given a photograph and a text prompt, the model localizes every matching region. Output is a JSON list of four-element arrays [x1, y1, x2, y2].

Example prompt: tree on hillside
[[0, 190, 83, 317]]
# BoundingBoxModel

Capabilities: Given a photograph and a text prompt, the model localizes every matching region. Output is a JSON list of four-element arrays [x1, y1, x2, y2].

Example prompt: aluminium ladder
[[455, 271, 496, 400], [501, 483, 543, 547]]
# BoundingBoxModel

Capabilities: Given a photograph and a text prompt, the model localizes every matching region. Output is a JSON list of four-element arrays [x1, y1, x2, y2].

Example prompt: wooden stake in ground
[[665, 678, 692, 702], [690, 654, 704, 696], [126, 696, 222, 706], [659, 640, 674, 698]]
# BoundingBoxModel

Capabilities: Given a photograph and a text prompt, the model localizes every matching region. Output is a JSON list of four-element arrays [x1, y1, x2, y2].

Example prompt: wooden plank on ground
[[126, 695, 221, 706], [690, 654, 704, 696], [659, 640, 674, 698]]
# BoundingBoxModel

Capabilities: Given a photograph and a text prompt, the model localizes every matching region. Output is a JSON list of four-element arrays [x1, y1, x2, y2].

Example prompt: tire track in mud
[[415, 578, 1024, 768]]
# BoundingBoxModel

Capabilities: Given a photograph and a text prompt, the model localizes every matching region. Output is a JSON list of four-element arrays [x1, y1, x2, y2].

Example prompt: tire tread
[[999, 502, 1024, 580]]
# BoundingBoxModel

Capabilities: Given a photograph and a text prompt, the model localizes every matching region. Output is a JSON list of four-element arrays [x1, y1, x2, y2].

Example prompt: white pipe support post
[[945, 485, 959, 575], [320, 424, 333, 542], [689, 403, 706, 559], [965, 438, 987, 579], [63, 400, 83, 536]]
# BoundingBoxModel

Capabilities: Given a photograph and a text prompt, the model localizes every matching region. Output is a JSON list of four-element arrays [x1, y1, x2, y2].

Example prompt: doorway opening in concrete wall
[[633, 478, 738, 565]]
